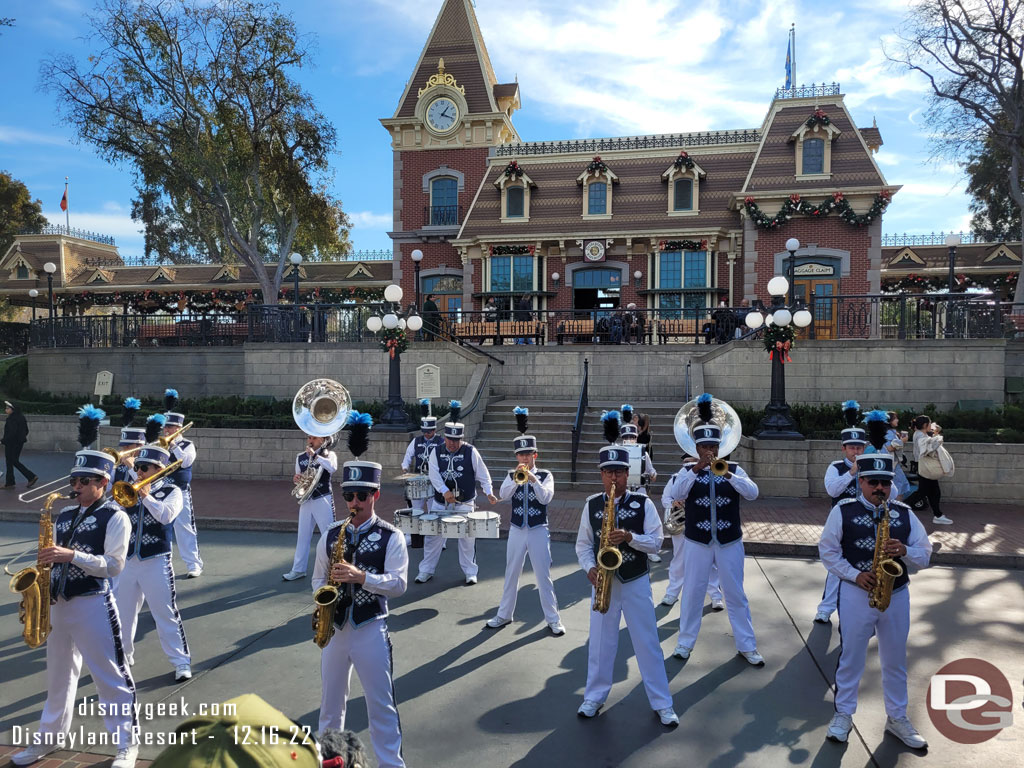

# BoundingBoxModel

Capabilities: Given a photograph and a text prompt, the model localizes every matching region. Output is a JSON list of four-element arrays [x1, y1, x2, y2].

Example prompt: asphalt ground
[[1, 523, 1022, 768]]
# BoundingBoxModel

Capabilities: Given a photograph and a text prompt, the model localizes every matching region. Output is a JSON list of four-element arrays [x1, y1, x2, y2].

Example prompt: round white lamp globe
[[44, 262, 57, 274], [289, 252, 302, 266], [398, 318, 407, 330], [407, 315, 423, 331], [411, 249, 424, 262], [634, 270, 642, 279], [382, 313, 399, 329], [551, 272, 560, 281], [384, 284, 403, 303], [773, 308, 793, 326], [366, 315, 383, 333], [745, 311, 764, 329], [765, 313, 775, 326], [767, 276, 789, 296], [793, 309, 813, 328], [785, 237, 800, 253], [29, 289, 39, 298]]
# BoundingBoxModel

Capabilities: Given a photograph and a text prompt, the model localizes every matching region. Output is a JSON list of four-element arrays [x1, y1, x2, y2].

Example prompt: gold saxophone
[[592, 483, 623, 614], [312, 513, 355, 648], [868, 499, 904, 612], [6, 492, 67, 648]]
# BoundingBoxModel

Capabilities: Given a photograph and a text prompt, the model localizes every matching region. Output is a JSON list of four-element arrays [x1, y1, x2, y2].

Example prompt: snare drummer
[[418, 403, 497, 585], [283, 433, 338, 581], [484, 408, 564, 635], [400, 412, 443, 516]]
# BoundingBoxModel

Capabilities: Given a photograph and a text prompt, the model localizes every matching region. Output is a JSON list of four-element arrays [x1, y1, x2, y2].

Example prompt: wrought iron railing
[[494, 130, 760, 157], [774, 82, 842, 99], [881, 232, 987, 247], [0, 322, 30, 355], [84, 249, 394, 268], [571, 358, 590, 484], [425, 205, 461, 227], [20, 225, 116, 246]]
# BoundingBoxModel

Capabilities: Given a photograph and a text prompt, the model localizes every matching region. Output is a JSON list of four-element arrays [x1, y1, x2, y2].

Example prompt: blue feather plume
[[76, 404, 105, 447], [164, 388, 179, 411], [419, 398, 430, 405], [864, 410, 889, 451], [514, 406, 529, 434], [347, 410, 373, 457], [124, 397, 141, 410], [602, 410, 621, 444], [77, 404, 106, 421], [448, 400, 461, 423], [842, 400, 860, 411], [697, 393, 713, 423], [145, 413, 166, 443], [697, 393, 713, 404], [513, 406, 528, 415]]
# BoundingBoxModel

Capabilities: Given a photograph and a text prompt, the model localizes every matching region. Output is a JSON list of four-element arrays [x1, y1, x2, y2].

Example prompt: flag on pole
[[60, 189, 68, 212], [784, 37, 792, 89]]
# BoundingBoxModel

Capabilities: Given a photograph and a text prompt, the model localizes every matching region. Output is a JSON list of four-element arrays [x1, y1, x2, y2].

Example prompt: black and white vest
[[683, 463, 743, 546], [829, 459, 858, 506], [51, 499, 123, 600], [432, 443, 478, 505], [168, 439, 194, 487], [297, 452, 333, 502], [587, 491, 650, 583], [508, 469, 551, 528], [325, 516, 400, 628], [126, 481, 178, 560], [838, 497, 912, 593], [411, 435, 442, 473]]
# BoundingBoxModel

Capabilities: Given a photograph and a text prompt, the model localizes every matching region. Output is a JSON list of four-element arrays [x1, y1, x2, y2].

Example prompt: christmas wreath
[[503, 160, 524, 179], [586, 155, 608, 175], [673, 151, 695, 171], [763, 323, 796, 362], [744, 189, 892, 230], [806, 109, 831, 129], [380, 327, 409, 359]]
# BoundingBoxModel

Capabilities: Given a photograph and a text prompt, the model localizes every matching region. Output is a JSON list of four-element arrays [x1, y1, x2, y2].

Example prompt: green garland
[[744, 190, 892, 230], [673, 151, 695, 170], [763, 323, 796, 360], [883, 271, 1018, 295], [379, 327, 408, 357], [658, 239, 707, 251], [490, 245, 535, 256], [806, 109, 831, 128]]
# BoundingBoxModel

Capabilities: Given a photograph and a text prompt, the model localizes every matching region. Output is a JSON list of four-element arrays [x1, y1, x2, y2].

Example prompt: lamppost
[[411, 249, 424, 311], [43, 261, 56, 348], [365, 284, 423, 428], [745, 274, 813, 440], [29, 289, 38, 322], [945, 233, 960, 294], [785, 237, 800, 304], [289, 252, 302, 341]]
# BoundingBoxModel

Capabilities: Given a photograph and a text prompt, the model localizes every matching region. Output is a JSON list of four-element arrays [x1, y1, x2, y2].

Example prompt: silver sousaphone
[[292, 378, 351, 503], [666, 396, 743, 535]]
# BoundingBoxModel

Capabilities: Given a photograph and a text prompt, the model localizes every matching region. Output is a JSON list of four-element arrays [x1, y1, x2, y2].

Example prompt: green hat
[[149, 694, 319, 768]]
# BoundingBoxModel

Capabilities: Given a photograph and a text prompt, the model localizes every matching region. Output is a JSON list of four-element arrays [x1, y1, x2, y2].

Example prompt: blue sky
[[0, 0, 973, 258]]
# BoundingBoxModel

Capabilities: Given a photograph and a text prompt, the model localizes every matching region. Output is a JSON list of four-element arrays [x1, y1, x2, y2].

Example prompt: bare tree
[[41, 0, 350, 304], [888, 0, 1024, 304]]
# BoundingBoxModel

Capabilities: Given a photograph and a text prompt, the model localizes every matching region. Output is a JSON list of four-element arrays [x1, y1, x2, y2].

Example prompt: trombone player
[[162, 391, 203, 578], [114, 443, 192, 681], [283, 432, 338, 581]]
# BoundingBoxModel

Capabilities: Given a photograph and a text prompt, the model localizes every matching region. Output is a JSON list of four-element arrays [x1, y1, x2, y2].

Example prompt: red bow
[[322, 758, 345, 768]]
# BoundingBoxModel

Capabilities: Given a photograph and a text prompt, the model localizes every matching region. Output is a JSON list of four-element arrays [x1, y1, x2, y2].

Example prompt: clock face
[[426, 97, 459, 133], [584, 241, 606, 262]]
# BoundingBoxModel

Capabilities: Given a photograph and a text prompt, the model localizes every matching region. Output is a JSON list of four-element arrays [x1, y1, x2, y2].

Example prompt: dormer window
[[662, 153, 706, 216], [494, 161, 535, 222], [16, 265, 29, 279], [507, 187, 524, 217], [791, 110, 841, 179], [577, 157, 618, 220]]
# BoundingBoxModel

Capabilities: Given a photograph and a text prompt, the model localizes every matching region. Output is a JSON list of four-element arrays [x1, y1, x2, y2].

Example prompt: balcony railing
[[20, 225, 116, 246], [494, 130, 760, 156], [425, 205, 461, 227], [774, 82, 842, 99], [84, 249, 394, 268], [881, 232, 987, 247]]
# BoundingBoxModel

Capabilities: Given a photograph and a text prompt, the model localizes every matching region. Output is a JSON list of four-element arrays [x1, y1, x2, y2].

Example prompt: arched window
[[506, 186, 525, 218], [16, 264, 30, 279], [588, 182, 607, 215], [673, 179, 693, 211], [430, 177, 458, 226], [802, 138, 825, 175]]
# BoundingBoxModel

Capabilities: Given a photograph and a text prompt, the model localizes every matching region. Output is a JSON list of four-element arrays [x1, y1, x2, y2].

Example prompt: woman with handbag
[[904, 415, 953, 525]]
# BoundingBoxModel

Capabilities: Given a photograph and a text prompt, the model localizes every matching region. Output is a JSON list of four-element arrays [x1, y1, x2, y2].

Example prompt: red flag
[[60, 190, 68, 212]]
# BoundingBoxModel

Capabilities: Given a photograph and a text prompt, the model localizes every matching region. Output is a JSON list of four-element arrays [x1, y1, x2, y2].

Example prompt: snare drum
[[467, 510, 500, 538], [418, 514, 441, 537], [405, 474, 433, 500], [393, 507, 415, 534], [441, 515, 468, 538]]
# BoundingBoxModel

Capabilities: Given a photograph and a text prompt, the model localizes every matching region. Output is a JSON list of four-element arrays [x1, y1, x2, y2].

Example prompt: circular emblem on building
[[584, 241, 606, 261]]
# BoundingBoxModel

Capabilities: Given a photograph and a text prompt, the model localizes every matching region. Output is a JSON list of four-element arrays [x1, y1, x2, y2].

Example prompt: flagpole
[[64, 177, 70, 232], [791, 24, 796, 93]]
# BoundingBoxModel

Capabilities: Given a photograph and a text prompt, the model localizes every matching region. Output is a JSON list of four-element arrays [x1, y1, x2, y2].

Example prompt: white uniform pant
[[418, 501, 477, 578], [320, 619, 404, 768], [495, 524, 560, 624], [584, 576, 672, 711], [817, 571, 840, 616], [678, 538, 757, 653], [665, 533, 722, 602], [409, 497, 429, 514], [115, 553, 190, 668], [172, 486, 203, 571], [291, 495, 335, 575], [38, 592, 137, 747], [834, 580, 911, 718]]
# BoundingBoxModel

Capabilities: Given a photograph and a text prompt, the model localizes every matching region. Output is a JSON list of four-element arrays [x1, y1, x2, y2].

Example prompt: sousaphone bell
[[292, 379, 351, 503]]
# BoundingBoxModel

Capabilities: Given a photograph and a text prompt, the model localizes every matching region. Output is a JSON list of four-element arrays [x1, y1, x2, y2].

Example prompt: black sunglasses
[[68, 477, 95, 487], [866, 478, 893, 488], [342, 491, 371, 502], [135, 462, 156, 473]]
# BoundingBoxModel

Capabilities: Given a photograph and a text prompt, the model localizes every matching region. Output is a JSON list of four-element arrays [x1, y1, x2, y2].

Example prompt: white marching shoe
[[112, 745, 139, 768], [281, 570, 306, 581], [414, 572, 433, 583], [175, 664, 192, 681], [827, 712, 853, 743], [711, 598, 725, 611], [740, 649, 765, 666], [660, 592, 679, 606], [484, 616, 511, 629], [814, 611, 832, 624], [885, 716, 928, 749], [548, 621, 566, 636], [656, 707, 680, 727], [11, 745, 58, 765], [672, 644, 692, 659], [577, 699, 602, 718]]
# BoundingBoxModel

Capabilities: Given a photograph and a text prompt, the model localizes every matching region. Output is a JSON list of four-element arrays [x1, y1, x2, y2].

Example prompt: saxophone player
[[818, 453, 932, 749], [314, 414, 408, 768], [283, 432, 338, 581], [573, 440, 677, 727]]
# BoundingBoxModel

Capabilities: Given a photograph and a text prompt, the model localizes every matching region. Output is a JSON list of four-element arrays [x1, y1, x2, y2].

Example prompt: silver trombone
[[17, 443, 146, 504]]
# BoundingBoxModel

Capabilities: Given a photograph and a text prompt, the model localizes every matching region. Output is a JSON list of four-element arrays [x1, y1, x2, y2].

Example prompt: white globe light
[[398, 318, 407, 330], [43, 262, 57, 274], [773, 308, 793, 326], [785, 237, 800, 253], [745, 311, 764, 329], [29, 289, 39, 297], [765, 313, 775, 326], [289, 252, 302, 265], [382, 313, 399, 329], [407, 315, 423, 331], [551, 272, 560, 281], [767, 276, 789, 296], [366, 315, 383, 332], [411, 249, 424, 262], [634, 270, 642, 279], [384, 284, 403, 303], [793, 309, 813, 327]]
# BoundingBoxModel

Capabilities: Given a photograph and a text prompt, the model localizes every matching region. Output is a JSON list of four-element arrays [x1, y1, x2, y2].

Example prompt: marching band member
[[112, 398, 143, 487], [12, 406, 138, 768], [114, 441, 192, 680], [575, 443, 677, 726], [417, 401, 497, 585], [816, 401, 867, 625], [162, 390, 203, 578], [283, 432, 338, 581], [618, 404, 657, 491], [819, 453, 931, 749], [315, 412, 408, 768], [400, 401, 443, 514], [659, 470, 723, 610], [484, 407, 564, 635], [663, 394, 763, 666]]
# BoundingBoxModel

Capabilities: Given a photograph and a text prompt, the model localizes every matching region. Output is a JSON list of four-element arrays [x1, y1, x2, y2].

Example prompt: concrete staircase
[[473, 399, 688, 498]]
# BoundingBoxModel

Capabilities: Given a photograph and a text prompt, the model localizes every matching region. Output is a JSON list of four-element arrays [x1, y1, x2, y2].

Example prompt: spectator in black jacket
[[3, 400, 38, 490]]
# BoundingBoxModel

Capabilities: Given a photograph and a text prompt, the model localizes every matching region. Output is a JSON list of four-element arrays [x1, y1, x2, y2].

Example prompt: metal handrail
[[459, 364, 493, 421], [570, 358, 590, 484]]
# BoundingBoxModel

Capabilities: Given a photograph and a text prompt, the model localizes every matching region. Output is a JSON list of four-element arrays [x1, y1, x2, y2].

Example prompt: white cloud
[[0, 126, 69, 147], [42, 209, 144, 242], [348, 210, 392, 229]]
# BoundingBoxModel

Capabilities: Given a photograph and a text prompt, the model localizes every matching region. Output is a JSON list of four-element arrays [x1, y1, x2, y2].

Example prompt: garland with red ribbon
[[764, 324, 796, 362], [380, 327, 409, 358], [744, 189, 892, 230]]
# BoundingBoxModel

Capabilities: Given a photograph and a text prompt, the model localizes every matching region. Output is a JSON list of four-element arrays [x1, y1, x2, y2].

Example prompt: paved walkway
[[3, 451, 1021, 568]]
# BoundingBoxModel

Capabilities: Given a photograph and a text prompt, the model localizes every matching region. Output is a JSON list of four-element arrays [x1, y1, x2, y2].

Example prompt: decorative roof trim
[[984, 244, 1021, 263], [147, 266, 176, 283]]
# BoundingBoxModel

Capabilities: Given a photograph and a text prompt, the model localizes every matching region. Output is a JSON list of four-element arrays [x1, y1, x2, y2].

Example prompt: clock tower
[[382, 0, 521, 317]]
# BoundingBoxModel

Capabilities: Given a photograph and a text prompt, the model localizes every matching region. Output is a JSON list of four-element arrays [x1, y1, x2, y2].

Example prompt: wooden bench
[[137, 321, 252, 345], [444, 319, 545, 345], [657, 318, 699, 343]]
